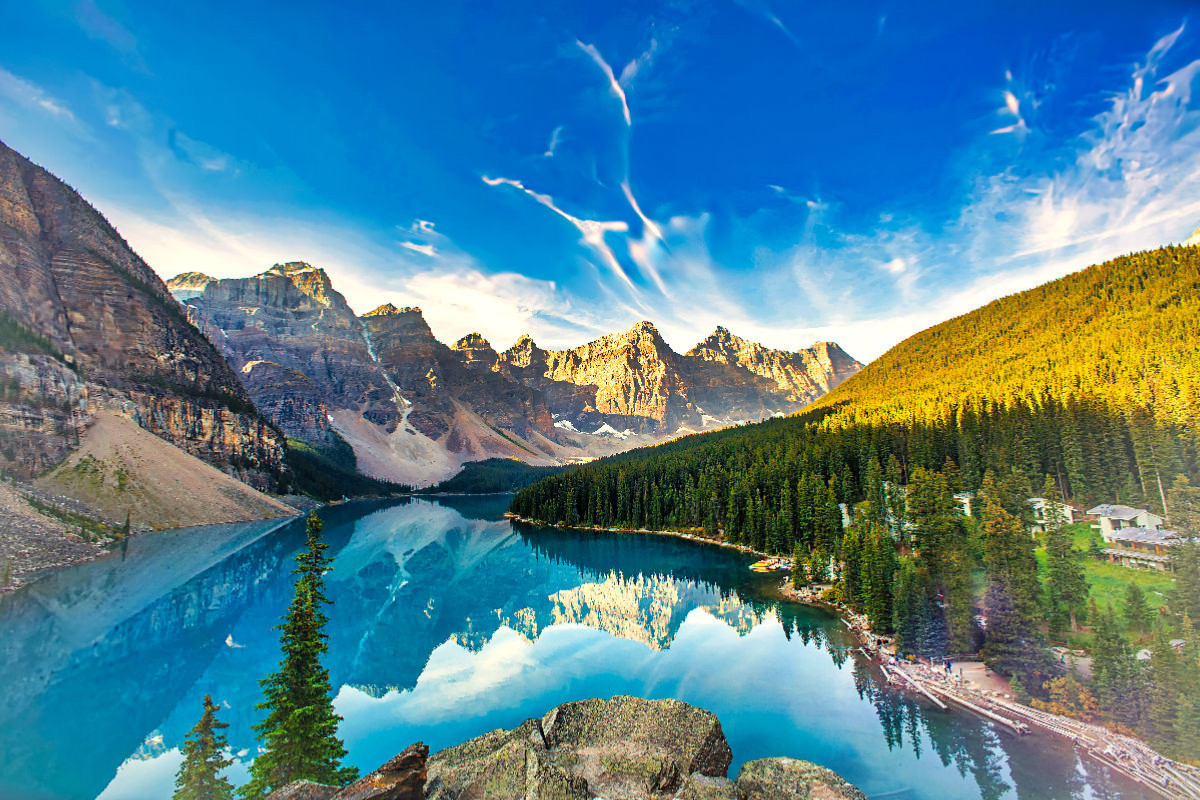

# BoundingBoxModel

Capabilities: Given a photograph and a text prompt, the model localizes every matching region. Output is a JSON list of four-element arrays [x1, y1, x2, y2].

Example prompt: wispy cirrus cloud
[[575, 40, 632, 126], [731, 0, 800, 46], [501, 21, 1200, 362], [543, 125, 565, 158], [74, 0, 141, 61], [482, 175, 636, 291], [400, 241, 437, 257], [0, 67, 79, 123]]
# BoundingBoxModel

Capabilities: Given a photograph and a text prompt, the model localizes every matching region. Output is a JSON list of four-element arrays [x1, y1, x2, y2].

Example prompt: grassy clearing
[[1035, 521, 1175, 647]]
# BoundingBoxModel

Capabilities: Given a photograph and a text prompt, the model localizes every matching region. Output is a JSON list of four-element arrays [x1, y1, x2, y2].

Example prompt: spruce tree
[[791, 542, 808, 590], [1147, 623, 1182, 755], [174, 694, 234, 800], [1042, 476, 1087, 633], [242, 513, 357, 799], [1122, 583, 1154, 636]]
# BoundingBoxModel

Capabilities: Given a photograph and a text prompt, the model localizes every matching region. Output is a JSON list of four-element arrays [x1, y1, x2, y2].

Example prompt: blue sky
[[2, 1, 1199, 360]]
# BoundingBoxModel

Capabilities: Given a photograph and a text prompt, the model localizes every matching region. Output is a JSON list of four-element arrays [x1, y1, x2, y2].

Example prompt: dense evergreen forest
[[513, 245, 1200, 543], [511, 244, 1200, 761], [284, 434, 411, 500]]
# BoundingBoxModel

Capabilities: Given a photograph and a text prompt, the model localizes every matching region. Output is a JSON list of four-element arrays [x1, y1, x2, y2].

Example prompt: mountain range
[[168, 264, 861, 485], [0, 136, 860, 583]]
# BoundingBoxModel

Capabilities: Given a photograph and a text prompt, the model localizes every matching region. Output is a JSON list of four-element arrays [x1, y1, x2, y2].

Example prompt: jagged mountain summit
[[688, 327, 861, 404], [171, 266, 862, 485]]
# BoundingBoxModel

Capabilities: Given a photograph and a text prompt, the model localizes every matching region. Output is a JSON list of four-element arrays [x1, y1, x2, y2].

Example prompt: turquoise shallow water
[[0, 496, 1143, 800]]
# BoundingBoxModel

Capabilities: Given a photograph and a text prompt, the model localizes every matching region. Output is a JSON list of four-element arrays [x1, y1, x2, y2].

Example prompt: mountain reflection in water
[[0, 496, 1142, 800]]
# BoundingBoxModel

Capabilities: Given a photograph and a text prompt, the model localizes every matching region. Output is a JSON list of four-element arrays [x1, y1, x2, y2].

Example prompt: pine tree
[[1122, 583, 1154, 636], [1170, 538, 1200, 624], [980, 493, 1046, 680], [891, 558, 920, 654], [791, 542, 808, 590], [1147, 623, 1182, 755], [862, 525, 897, 632], [242, 514, 357, 798], [1091, 604, 1144, 730], [174, 694, 234, 800]]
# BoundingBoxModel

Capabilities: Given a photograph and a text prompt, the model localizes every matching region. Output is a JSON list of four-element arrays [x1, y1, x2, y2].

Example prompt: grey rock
[[268, 699, 866, 800], [266, 780, 338, 800], [671, 773, 742, 799], [334, 741, 427, 800], [735, 758, 867, 800]]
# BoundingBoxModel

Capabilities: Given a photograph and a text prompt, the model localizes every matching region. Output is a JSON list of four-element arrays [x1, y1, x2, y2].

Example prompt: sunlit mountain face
[[0, 498, 1144, 800]]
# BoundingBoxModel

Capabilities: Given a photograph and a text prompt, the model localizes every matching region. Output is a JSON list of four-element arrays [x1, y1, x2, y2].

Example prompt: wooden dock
[[882, 659, 1200, 799]]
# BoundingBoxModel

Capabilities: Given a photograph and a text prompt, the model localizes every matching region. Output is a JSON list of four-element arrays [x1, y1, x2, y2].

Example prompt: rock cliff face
[[0, 138, 286, 489], [171, 263, 398, 448], [261, 697, 866, 800], [176, 273, 567, 486]]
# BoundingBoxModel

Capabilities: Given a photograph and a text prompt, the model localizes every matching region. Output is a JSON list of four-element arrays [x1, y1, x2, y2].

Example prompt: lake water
[[0, 496, 1143, 800]]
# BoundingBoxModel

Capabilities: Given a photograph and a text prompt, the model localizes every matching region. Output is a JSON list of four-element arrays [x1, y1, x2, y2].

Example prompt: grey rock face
[[734, 758, 868, 800], [266, 781, 339, 800], [336, 741, 428, 800]]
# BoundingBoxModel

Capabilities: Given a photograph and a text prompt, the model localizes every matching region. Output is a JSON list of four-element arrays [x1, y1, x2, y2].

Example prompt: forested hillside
[[511, 245, 1200, 759], [512, 245, 1200, 540]]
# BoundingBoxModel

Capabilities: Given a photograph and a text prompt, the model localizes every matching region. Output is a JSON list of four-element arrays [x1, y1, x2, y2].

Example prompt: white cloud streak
[[482, 175, 636, 291], [400, 241, 437, 256], [575, 40, 632, 126], [0, 67, 78, 122]]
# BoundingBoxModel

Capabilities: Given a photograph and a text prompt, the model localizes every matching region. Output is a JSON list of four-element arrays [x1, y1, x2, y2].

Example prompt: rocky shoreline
[[504, 513, 776, 559], [265, 696, 866, 800], [0, 482, 321, 595], [778, 581, 1200, 800]]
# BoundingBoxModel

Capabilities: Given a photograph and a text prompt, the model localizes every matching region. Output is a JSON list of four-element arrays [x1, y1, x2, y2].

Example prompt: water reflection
[[0, 498, 1140, 800]]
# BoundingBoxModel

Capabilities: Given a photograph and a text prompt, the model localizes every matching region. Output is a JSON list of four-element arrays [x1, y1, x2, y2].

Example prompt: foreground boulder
[[264, 697, 864, 800], [266, 742, 428, 800]]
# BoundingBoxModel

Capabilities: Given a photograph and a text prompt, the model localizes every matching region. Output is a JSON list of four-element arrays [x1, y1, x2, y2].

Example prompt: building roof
[[1101, 548, 1172, 563], [1086, 503, 1151, 520], [1107, 527, 1180, 545]]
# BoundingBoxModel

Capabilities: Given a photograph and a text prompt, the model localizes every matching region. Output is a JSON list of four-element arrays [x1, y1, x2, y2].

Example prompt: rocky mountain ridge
[[171, 267, 862, 485]]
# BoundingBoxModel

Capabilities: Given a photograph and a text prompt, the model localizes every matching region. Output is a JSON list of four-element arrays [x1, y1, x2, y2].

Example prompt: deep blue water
[[0, 496, 1143, 800]]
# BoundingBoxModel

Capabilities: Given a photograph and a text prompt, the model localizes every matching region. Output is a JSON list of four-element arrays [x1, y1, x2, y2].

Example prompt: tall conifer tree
[[174, 695, 234, 800], [1042, 475, 1087, 633], [242, 514, 357, 799]]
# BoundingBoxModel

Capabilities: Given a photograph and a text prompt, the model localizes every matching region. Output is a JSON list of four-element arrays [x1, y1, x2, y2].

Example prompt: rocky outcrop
[[451, 333, 499, 371], [0, 138, 287, 487], [164, 271, 214, 302], [264, 698, 864, 800], [734, 758, 866, 800], [364, 304, 557, 445]]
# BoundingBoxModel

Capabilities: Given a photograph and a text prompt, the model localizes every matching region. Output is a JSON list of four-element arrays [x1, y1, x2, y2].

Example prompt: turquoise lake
[[0, 496, 1145, 799]]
